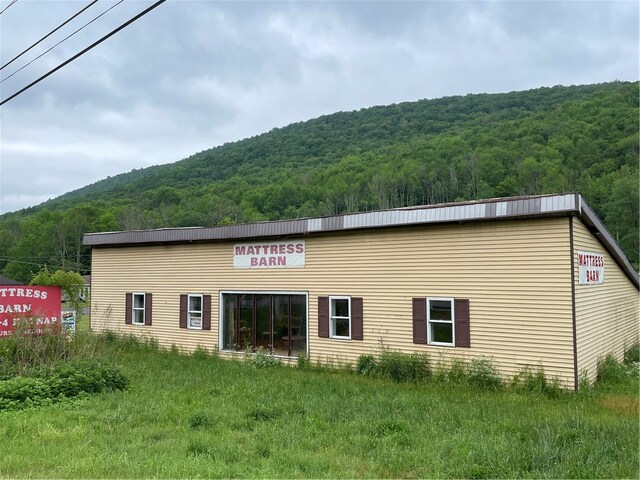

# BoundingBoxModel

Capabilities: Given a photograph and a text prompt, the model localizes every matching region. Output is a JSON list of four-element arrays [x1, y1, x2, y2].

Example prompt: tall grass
[[0, 335, 637, 478]]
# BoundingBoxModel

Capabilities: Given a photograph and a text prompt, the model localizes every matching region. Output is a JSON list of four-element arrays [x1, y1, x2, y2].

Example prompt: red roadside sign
[[0, 285, 62, 337]]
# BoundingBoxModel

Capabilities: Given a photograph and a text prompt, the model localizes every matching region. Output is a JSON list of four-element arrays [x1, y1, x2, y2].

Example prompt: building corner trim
[[569, 217, 578, 391]]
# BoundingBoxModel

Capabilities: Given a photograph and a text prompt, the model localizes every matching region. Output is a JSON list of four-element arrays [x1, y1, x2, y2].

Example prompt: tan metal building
[[83, 193, 639, 389]]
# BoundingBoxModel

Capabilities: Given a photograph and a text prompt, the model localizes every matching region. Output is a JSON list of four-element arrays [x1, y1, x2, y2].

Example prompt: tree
[[31, 268, 86, 313]]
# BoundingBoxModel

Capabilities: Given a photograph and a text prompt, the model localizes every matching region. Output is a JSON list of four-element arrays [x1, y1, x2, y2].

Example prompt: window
[[318, 296, 363, 341], [221, 293, 307, 357], [427, 297, 454, 346], [413, 297, 470, 347], [179, 294, 211, 330], [188, 294, 203, 329], [329, 296, 351, 339], [132, 292, 145, 325], [125, 292, 152, 326]]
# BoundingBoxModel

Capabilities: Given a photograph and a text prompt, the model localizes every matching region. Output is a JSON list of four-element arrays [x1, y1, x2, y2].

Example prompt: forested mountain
[[1, 81, 638, 282]]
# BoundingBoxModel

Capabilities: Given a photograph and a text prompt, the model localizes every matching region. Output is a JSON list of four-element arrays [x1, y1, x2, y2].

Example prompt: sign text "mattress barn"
[[233, 240, 305, 269]]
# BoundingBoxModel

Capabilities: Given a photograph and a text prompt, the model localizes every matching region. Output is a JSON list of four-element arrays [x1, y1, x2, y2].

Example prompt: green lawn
[[0, 339, 638, 479]]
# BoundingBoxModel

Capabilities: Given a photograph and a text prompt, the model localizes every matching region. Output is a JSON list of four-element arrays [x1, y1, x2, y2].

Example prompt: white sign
[[234, 240, 305, 269], [577, 251, 605, 285], [62, 309, 76, 334]]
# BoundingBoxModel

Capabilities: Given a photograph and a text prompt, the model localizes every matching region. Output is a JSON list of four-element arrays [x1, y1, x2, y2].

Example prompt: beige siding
[[573, 218, 640, 383], [90, 217, 575, 385]]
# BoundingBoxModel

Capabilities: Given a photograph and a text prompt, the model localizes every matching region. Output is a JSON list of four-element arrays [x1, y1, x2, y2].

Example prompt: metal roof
[[83, 193, 638, 288]]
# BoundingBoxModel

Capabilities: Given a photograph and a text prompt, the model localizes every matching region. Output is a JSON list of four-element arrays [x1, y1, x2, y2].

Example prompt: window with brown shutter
[[413, 297, 471, 347], [180, 294, 209, 330], [126, 292, 152, 326], [318, 296, 329, 338], [412, 298, 427, 344]]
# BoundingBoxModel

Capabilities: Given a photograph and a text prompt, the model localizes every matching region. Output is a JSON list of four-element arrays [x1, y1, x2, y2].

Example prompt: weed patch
[[511, 366, 563, 398], [0, 360, 127, 412]]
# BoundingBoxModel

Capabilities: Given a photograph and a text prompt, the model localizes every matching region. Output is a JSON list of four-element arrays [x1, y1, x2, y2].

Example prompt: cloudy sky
[[0, 0, 638, 214]]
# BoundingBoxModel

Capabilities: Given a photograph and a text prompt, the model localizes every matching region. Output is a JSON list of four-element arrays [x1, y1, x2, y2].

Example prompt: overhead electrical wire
[[0, 0, 99, 71], [0, 0, 166, 106], [1, 0, 125, 84], [0, 0, 18, 16], [0, 257, 75, 271]]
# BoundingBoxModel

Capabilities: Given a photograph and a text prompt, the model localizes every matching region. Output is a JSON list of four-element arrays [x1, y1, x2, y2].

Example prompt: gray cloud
[[1, 0, 638, 214]]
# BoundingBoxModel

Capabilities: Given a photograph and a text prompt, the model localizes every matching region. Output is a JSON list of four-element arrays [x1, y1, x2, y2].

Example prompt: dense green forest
[[0, 81, 638, 282]]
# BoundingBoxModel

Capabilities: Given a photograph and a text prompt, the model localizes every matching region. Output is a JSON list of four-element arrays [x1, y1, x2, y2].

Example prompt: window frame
[[132, 292, 146, 326], [329, 295, 351, 340], [218, 290, 309, 357], [426, 297, 455, 347], [187, 293, 203, 330]]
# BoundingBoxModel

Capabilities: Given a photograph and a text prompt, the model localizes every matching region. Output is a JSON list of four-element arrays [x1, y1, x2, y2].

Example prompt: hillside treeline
[[0, 81, 638, 282]]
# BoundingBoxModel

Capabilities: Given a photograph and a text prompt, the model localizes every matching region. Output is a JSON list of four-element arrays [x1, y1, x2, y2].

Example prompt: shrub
[[596, 354, 639, 383], [356, 354, 377, 376], [0, 376, 51, 402], [0, 360, 128, 412], [377, 349, 430, 383], [247, 349, 282, 368], [512, 367, 563, 398], [466, 357, 502, 389], [623, 343, 639, 364], [446, 358, 469, 384]]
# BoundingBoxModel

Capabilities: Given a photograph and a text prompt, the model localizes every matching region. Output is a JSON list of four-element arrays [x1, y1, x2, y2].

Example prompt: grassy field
[[0, 335, 638, 479]]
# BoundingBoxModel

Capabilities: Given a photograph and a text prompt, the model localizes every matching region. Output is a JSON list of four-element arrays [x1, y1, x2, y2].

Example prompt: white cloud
[[0, 0, 638, 214]]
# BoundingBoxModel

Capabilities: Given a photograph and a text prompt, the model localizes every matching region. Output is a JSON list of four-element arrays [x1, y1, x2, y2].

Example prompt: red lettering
[[268, 257, 277, 266], [235, 246, 247, 255], [295, 243, 304, 254], [278, 256, 286, 266], [270, 245, 278, 255], [279, 244, 286, 254], [287, 244, 294, 254], [251, 257, 258, 266]]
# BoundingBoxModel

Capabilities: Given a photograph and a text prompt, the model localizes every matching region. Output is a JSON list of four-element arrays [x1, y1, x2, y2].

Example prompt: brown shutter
[[318, 296, 329, 338], [203, 295, 212, 330], [125, 293, 132, 325], [351, 297, 363, 341], [454, 298, 470, 348], [412, 298, 427, 344], [144, 293, 153, 326], [179, 294, 187, 329]]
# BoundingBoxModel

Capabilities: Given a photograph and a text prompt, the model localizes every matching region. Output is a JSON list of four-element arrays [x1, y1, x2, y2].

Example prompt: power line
[[0, 257, 75, 271], [0, 0, 99, 71], [0, 0, 18, 16], [2, 0, 125, 84], [0, 0, 166, 106]]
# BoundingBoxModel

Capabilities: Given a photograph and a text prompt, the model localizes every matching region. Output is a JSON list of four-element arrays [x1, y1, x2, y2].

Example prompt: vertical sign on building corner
[[577, 251, 605, 285]]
